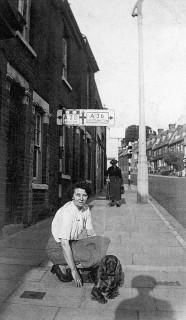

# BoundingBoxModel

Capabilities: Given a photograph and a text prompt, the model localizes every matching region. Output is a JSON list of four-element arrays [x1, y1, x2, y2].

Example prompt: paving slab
[[124, 269, 186, 288], [55, 307, 138, 320], [6, 279, 84, 308], [0, 237, 49, 249], [108, 243, 144, 254], [141, 246, 186, 256], [139, 311, 186, 320], [132, 256, 184, 267], [0, 257, 46, 266], [153, 287, 186, 311], [133, 254, 186, 267], [0, 280, 21, 302], [0, 264, 32, 280], [0, 247, 47, 263], [0, 303, 59, 320]]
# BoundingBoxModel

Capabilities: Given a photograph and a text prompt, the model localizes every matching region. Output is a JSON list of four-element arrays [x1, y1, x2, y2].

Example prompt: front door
[[5, 81, 25, 224]]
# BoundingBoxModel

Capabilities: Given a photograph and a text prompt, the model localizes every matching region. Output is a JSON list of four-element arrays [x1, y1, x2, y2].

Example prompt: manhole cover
[[20, 291, 46, 300], [153, 281, 180, 286]]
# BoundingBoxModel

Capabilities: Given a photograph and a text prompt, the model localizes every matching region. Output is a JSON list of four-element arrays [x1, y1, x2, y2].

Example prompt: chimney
[[158, 129, 164, 136], [169, 124, 176, 130], [177, 125, 183, 134], [149, 133, 156, 139]]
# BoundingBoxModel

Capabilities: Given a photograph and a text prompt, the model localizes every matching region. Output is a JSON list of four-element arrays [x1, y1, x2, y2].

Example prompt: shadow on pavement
[[114, 275, 174, 320]]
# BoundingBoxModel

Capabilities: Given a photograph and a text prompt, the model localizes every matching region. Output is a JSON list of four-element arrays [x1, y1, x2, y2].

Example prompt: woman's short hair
[[66, 181, 92, 199]]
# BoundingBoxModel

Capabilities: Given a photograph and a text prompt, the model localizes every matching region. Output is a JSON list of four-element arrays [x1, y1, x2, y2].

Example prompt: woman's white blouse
[[52, 201, 95, 242]]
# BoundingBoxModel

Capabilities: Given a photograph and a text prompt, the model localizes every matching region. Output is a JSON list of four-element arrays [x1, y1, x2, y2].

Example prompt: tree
[[164, 150, 184, 171], [125, 125, 156, 145], [125, 125, 138, 145]]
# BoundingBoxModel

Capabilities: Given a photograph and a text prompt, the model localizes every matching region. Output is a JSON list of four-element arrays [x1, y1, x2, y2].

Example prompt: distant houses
[[118, 123, 186, 177]]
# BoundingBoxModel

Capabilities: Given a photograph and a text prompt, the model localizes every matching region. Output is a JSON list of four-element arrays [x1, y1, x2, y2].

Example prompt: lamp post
[[132, 0, 148, 203]]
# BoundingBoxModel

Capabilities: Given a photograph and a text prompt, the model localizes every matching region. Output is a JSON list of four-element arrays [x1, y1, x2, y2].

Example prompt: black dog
[[91, 255, 123, 304]]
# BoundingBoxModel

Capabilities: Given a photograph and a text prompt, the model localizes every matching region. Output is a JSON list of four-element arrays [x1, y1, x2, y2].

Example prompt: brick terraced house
[[118, 124, 186, 176], [0, 0, 106, 237]]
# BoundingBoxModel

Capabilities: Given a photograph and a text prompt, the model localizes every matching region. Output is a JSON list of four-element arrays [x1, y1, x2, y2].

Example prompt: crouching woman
[[46, 181, 110, 287]]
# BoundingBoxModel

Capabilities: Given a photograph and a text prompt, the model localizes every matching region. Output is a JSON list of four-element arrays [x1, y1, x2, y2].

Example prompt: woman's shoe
[[81, 265, 99, 283], [66, 268, 73, 281], [110, 202, 115, 206], [89, 265, 99, 283], [81, 271, 94, 283], [51, 265, 72, 282]]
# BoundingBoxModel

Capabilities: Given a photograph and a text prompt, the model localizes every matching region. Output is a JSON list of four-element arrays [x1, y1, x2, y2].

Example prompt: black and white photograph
[[0, 0, 186, 319]]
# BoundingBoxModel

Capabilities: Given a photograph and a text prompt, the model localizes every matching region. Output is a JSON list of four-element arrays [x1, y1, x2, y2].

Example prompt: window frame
[[87, 138, 92, 180], [18, 0, 31, 42], [33, 110, 42, 181], [62, 37, 68, 80], [86, 70, 90, 108]]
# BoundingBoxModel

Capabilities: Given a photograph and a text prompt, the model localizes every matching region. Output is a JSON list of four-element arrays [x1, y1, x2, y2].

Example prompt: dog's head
[[99, 255, 121, 278]]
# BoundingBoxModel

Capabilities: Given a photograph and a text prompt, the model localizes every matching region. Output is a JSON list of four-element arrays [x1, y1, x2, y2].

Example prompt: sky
[[69, 0, 186, 158]]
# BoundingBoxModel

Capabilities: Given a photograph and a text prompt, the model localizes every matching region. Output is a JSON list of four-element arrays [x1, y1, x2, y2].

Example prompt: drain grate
[[20, 291, 46, 300], [153, 280, 181, 286]]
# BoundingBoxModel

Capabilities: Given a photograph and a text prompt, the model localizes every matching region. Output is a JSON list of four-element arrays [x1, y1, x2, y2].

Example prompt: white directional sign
[[63, 111, 79, 125], [57, 109, 115, 126]]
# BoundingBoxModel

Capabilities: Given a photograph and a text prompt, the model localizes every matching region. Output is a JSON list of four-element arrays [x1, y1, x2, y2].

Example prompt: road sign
[[63, 111, 80, 125], [57, 109, 115, 126]]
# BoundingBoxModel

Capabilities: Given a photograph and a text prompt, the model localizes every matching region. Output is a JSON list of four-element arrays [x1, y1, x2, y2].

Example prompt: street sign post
[[57, 109, 115, 127], [127, 142, 133, 188]]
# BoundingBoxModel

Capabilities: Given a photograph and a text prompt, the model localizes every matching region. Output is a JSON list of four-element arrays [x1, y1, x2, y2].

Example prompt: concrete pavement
[[0, 185, 186, 319]]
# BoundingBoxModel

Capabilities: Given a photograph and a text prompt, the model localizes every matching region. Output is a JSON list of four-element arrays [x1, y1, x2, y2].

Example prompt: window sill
[[16, 31, 37, 57], [62, 76, 72, 91], [62, 174, 71, 180], [32, 183, 48, 190]]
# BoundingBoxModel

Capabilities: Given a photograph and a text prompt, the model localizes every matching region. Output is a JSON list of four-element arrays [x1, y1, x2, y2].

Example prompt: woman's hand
[[61, 239, 82, 287], [71, 269, 83, 287], [87, 229, 96, 237]]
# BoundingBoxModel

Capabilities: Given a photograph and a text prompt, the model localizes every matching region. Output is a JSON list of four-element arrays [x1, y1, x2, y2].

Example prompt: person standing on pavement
[[106, 159, 124, 207], [46, 181, 110, 287]]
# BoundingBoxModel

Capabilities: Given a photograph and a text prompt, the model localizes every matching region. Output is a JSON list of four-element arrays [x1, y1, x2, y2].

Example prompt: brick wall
[[0, 0, 106, 234]]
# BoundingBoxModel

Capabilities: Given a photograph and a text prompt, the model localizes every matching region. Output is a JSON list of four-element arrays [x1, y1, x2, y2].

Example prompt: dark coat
[[106, 166, 122, 178], [106, 166, 123, 201]]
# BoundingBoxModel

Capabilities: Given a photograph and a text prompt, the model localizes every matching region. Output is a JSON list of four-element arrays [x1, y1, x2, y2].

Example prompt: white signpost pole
[[132, 0, 148, 203]]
